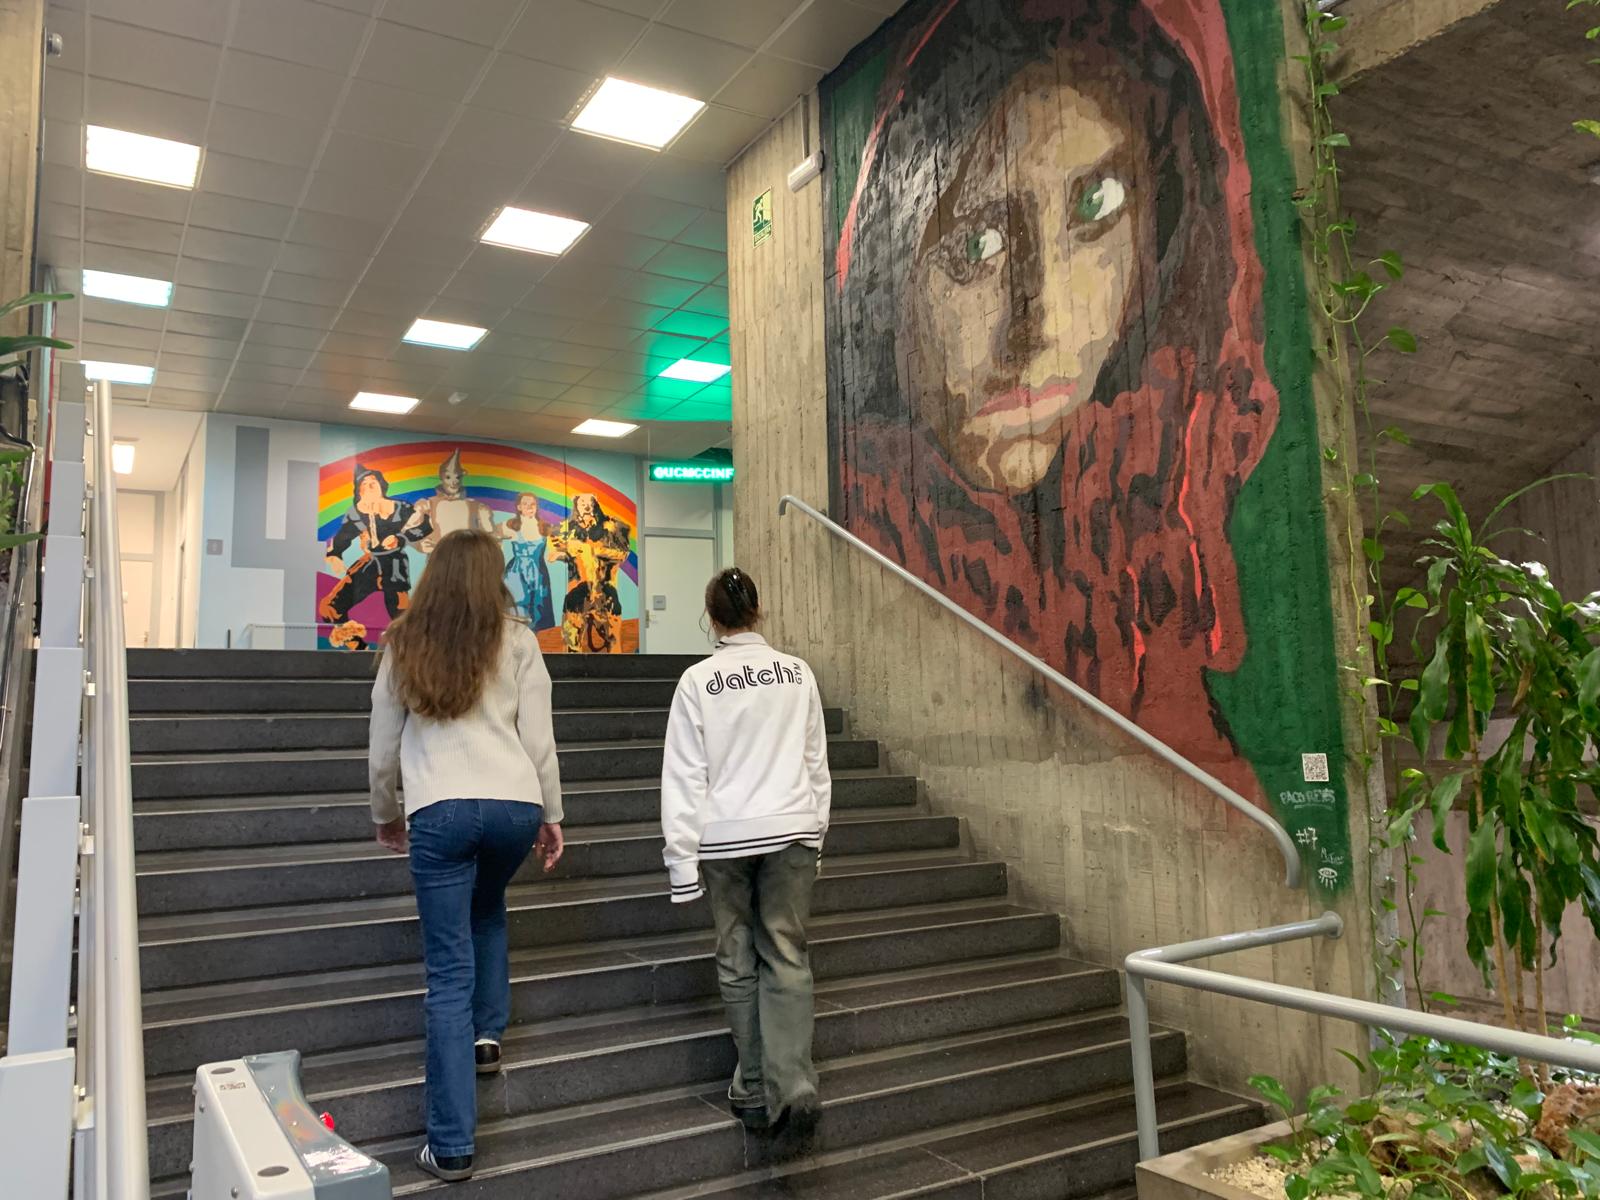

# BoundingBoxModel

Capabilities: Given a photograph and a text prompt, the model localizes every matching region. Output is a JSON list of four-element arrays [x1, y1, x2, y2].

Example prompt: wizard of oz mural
[[821, 0, 1351, 889], [316, 428, 639, 654]]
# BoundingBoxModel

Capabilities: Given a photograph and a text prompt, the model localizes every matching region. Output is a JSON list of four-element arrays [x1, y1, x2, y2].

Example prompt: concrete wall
[[727, 0, 1377, 1100]]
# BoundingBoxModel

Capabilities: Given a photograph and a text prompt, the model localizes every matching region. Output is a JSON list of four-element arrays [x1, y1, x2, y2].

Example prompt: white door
[[118, 491, 160, 648], [642, 536, 716, 655], [122, 559, 155, 648]]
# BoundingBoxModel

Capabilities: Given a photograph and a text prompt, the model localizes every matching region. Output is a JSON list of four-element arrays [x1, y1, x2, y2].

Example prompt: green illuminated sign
[[649, 462, 734, 484]]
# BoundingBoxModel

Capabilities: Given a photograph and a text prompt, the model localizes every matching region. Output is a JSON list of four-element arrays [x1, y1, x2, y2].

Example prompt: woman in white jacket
[[660, 568, 832, 1136]]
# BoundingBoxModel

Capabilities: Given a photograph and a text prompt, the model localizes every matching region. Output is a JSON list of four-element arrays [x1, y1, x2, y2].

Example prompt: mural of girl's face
[[907, 57, 1144, 493], [517, 495, 538, 519]]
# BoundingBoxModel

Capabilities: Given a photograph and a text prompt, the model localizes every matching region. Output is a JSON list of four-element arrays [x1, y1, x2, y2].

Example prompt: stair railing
[[0, 376, 148, 1198], [776, 494, 1301, 885]]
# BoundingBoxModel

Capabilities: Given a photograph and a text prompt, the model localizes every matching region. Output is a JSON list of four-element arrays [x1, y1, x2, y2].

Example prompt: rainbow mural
[[314, 434, 640, 650]]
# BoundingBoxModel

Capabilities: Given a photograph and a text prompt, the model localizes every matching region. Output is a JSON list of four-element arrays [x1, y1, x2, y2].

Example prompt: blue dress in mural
[[502, 528, 555, 631]]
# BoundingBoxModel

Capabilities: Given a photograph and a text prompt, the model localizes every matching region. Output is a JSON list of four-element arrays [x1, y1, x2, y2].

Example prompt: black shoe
[[475, 1039, 501, 1076], [416, 1144, 473, 1182], [732, 1101, 769, 1131]]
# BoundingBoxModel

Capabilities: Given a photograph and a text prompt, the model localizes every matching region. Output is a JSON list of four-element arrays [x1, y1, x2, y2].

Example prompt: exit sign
[[650, 462, 734, 483]]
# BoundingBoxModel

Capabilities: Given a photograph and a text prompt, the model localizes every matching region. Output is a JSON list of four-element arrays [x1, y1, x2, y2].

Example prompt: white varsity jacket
[[660, 632, 832, 903]]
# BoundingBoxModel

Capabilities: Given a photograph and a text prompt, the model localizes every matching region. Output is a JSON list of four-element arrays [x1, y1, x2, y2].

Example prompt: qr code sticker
[[1302, 753, 1329, 783]]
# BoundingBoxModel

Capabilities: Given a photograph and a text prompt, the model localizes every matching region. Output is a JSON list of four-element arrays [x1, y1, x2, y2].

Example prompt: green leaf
[[1249, 1073, 1294, 1118], [1377, 252, 1404, 280], [1579, 646, 1600, 715], [1576, 119, 1600, 137], [1431, 772, 1466, 847], [1353, 472, 1378, 490], [1323, 15, 1349, 30], [1464, 607, 1495, 718], [1316, 82, 1340, 98], [1467, 818, 1497, 914], [1321, 132, 1352, 148], [1457, 1145, 1490, 1176], [1588, 23, 1600, 37], [1361, 536, 1385, 564], [1386, 326, 1418, 353], [0, 290, 71, 325], [1419, 634, 1451, 722], [1379, 425, 1412, 445]]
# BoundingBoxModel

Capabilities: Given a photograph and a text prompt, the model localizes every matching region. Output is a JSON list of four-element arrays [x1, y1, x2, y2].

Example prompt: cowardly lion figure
[[547, 493, 630, 653]]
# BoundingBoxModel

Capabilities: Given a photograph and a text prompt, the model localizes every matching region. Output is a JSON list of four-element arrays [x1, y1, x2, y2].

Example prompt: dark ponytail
[[706, 567, 760, 632]]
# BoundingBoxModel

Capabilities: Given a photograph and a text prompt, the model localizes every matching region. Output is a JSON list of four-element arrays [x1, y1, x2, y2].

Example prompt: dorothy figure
[[497, 493, 555, 631]]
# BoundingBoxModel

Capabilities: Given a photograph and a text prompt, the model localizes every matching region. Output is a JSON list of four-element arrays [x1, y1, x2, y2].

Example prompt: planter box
[[1138, 1119, 1296, 1200]]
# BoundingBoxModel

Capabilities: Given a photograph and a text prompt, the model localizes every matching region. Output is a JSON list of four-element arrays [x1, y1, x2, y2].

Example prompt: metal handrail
[[1125, 913, 1600, 1161], [777, 495, 1302, 886]]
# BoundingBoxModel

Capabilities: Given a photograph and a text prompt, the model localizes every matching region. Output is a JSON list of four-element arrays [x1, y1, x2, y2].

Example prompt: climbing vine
[[1573, 0, 1600, 138], [1292, 2, 1422, 1011]]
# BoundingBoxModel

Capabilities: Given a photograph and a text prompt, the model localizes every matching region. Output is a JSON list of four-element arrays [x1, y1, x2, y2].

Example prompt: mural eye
[[965, 227, 1005, 262], [1075, 176, 1127, 225]]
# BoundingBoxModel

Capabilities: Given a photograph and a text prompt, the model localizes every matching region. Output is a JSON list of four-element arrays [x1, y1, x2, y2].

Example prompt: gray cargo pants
[[701, 843, 820, 1116]]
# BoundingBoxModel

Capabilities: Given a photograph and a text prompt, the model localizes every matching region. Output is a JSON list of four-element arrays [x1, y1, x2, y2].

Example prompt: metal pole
[[777, 494, 1303, 887], [1128, 974, 1159, 1161]]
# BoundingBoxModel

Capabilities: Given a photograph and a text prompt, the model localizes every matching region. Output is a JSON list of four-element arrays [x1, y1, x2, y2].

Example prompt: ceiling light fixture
[[658, 359, 731, 383], [572, 418, 638, 438], [571, 77, 706, 150], [479, 207, 590, 256], [350, 391, 420, 415], [403, 317, 488, 350], [85, 125, 202, 189], [112, 442, 136, 476], [82, 269, 173, 308], [82, 360, 155, 385]]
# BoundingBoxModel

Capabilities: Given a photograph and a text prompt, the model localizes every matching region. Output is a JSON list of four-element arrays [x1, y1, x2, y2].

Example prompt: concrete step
[[629, 1083, 1257, 1200], [135, 811, 961, 914], [128, 648, 703, 681], [137, 853, 1010, 990], [128, 706, 847, 754], [129, 676, 685, 714], [144, 960, 1125, 1179], [132, 773, 921, 852], [130, 737, 881, 799], [355, 1017, 1190, 1200], [140, 905, 1069, 1078]]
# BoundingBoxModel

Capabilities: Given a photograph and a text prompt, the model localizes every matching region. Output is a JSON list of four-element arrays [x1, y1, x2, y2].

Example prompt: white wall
[[175, 416, 206, 647]]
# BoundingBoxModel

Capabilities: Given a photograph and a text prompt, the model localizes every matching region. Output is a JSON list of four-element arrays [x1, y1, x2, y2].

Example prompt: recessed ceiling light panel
[[85, 125, 201, 189], [572, 418, 638, 438], [403, 318, 488, 350], [480, 207, 590, 256], [571, 77, 706, 150], [659, 359, 731, 383], [82, 269, 173, 308], [350, 391, 420, 415], [112, 442, 136, 476], [82, 360, 155, 385]]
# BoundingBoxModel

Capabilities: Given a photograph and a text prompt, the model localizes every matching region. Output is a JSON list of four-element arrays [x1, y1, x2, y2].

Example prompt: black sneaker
[[474, 1039, 501, 1076], [416, 1144, 473, 1182]]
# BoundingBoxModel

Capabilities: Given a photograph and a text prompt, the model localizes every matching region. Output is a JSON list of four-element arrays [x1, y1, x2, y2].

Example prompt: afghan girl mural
[[823, 0, 1351, 883]]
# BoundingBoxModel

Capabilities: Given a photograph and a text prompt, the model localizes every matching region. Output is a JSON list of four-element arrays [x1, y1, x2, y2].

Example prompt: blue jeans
[[408, 798, 542, 1157]]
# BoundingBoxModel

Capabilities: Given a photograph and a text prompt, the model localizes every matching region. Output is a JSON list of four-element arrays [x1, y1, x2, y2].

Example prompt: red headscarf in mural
[[826, 0, 1277, 798]]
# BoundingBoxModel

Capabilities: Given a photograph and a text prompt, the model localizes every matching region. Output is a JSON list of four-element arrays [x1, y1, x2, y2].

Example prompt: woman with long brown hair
[[369, 529, 565, 1183]]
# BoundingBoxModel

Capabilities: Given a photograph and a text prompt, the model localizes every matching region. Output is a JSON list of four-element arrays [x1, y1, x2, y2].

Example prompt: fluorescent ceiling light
[[85, 125, 201, 189], [573, 418, 638, 438], [480, 207, 589, 256], [82, 269, 173, 308], [350, 391, 420, 415], [659, 359, 731, 383], [571, 77, 705, 150], [403, 317, 488, 351], [82, 360, 155, 385], [112, 443, 135, 476]]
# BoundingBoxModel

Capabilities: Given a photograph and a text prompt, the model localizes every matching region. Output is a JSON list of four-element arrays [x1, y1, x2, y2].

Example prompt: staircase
[[128, 648, 1259, 1197]]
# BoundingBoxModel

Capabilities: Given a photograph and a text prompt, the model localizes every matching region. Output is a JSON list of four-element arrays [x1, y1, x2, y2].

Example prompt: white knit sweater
[[368, 621, 564, 825]]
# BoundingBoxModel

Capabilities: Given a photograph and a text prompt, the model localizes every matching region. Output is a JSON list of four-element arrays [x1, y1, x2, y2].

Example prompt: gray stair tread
[[141, 902, 1054, 1024], [145, 959, 1114, 1116], [138, 852, 983, 942], [131, 770, 911, 816], [136, 809, 942, 873], [375, 1019, 1186, 1188]]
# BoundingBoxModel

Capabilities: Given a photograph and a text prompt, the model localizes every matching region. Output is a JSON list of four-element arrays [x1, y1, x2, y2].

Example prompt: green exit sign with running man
[[649, 462, 734, 483]]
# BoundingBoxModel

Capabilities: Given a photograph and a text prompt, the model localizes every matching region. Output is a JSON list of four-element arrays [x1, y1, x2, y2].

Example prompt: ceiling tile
[[661, 0, 798, 50], [439, 270, 533, 308], [589, 297, 673, 330], [189, 192, 296, 240], [248, 321, 330, 349], [78, 295, 166, 332], [89, 0, 233, 43], [301, 165, 410, 223], [201, 152, 311, 207], [232, 361, 306, 385], [682, 283, 729, 316], [583, 0, 661, 16], [473, 55, 591, 122], [42, 119, 81, 169], [273, 241, 371, 280], [666, 104, 769, 165], [560, 321, 642, 351], [642, 242, 725, 283], [44, 67, 84, 124], [616, 24, 751, 100], [232, 0, 369, 72], [605, 271, 701, 308], [714, 54, 819, 119], [562, 385, 629, 408], [146, 388, 216, 411], [85, 77, 211, 143], [632, 329, 718, 361], [183, 227, 283, 269], [446, 106, 562, 166], [539, 341, 613, 368], [497, 310, 574, 339], [358, 21, 491, 102], [207, 104, 324, 168], [537, 130, 654, 193], [511, 174, 614, 222], [82, 318, 162, 349], [335, 78, 454, 147], [264, 271, 352, 307], [89, 19, 221, 101], [84, 208, 185, 254], [288, 209, 388, 255], [652, 309, 726, 339], [162, 332, 242, 360], [764, 0, 883, 70], [165, 310, 250, 341], [171, 286, 261, 320], [600, 193, 701, 241], [217, 50, 347, 123], [330, 309, 401, 338], [175, 257, 270, 294], [251, 300, 339, 329], [79, 167, 193, 224], [674, 211, 727, 252], [522, 360, 590, 385], [503, 1, 647, 74], [564, 231, 669, 272], [382, 0, 522, 45], [637, 157, 726, 210]]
